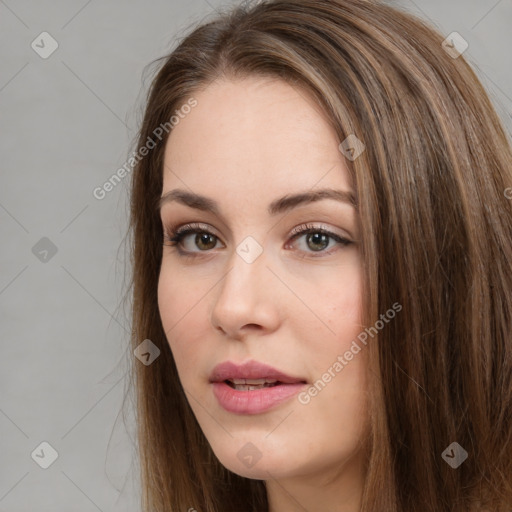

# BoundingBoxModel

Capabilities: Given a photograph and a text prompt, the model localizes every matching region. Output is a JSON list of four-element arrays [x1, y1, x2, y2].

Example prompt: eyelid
[[162, 220, 353, 258], [288, 222, 349, 240], [172, 222, 217, 236], [162, 219, 352, 240], [163, 222, 349, 241], [162, 221, 225, 250]]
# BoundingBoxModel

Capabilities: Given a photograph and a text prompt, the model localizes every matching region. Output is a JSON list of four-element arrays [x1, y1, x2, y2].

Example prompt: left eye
[[163, 223, 352, 257], [288, 227, 351, 254]]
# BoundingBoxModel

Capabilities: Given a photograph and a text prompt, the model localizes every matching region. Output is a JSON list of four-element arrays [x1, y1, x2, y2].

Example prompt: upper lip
[[209, 360, 307, 384]]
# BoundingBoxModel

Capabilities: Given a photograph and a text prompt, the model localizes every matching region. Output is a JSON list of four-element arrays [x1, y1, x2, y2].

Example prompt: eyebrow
[[158, 187, 357, 216]]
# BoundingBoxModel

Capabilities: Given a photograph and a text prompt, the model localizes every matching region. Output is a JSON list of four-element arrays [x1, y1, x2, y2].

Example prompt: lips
[[209, 360, 307, 385], [209, 360, 308, 414]]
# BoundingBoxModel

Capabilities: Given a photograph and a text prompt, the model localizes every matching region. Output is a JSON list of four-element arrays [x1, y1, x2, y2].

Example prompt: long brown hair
[[124, 1, 512, 510]]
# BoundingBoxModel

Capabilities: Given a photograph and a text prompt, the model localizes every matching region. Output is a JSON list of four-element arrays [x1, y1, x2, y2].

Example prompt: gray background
[[1, 1, 511, 511]]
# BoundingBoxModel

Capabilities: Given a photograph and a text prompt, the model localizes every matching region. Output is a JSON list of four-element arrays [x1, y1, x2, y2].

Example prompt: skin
[[157, 76, 370, 512]]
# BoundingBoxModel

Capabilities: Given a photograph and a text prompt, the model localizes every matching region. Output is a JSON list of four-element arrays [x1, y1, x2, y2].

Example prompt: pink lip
[[209, 360, 307, 415]]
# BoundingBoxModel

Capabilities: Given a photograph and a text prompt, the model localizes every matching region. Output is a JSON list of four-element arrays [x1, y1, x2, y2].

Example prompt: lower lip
[[211, 381, 307, 414]]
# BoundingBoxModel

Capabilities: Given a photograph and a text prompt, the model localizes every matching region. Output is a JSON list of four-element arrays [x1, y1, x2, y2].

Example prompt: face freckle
[[157, 75, 369, 503]]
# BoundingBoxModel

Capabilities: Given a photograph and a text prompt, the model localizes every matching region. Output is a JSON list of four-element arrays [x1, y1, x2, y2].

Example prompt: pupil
[[308, 233, 328, 251], [196, 233, 215, 250]]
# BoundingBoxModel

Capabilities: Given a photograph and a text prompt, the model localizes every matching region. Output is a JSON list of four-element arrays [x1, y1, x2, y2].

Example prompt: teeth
[[230, 378, 278, 385], [232, 383, 277, 391], [226, 378, 280, 391]]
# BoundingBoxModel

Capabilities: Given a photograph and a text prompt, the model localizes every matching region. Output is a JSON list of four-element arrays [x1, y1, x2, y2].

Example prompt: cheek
[[324, 265, 363, 335], [157, 261, 209, 328], [299, 263, 364, 386], [157, 265, 208, 375], [320, 270, 367, 405]]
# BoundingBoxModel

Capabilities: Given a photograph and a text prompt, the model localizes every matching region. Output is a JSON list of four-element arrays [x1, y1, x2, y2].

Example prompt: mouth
[[223, 378, 290, 391], [209, 360, 307, 385], [209, 360, 308, 414]]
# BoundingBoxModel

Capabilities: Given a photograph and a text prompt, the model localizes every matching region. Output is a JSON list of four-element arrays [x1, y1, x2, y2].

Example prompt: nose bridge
[[219, 235, 268, 303], [211, 235, 277, 335]]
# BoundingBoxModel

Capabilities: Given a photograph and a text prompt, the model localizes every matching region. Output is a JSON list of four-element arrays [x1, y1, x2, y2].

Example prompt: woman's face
[[157, 76, 369, 488]]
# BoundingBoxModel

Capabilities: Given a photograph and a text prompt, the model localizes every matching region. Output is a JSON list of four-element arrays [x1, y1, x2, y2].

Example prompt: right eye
[[163, 222, 224, 257]]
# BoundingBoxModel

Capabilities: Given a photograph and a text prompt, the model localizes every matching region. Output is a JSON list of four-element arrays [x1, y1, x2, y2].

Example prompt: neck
[[265, 448, 366, 512]]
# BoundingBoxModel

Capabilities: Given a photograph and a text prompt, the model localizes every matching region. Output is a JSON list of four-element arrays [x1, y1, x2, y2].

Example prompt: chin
[[225, 462, 270, 480], [221, 455, 292, 481], [210, 437, 298, 481]]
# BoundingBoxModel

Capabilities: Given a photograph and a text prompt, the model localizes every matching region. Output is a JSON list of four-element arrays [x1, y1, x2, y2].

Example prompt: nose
[[210, 242, 280, 340]]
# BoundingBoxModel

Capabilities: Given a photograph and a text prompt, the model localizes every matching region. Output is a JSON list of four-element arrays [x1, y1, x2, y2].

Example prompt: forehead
[[162, 76, 352, 197]]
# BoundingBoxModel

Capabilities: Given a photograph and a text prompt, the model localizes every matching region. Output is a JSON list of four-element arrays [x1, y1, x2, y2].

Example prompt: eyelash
[[162, 222, 352, 260]]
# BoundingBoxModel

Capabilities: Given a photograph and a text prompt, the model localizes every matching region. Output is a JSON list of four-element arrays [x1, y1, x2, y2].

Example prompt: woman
[[126, 0, 512, 510]]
